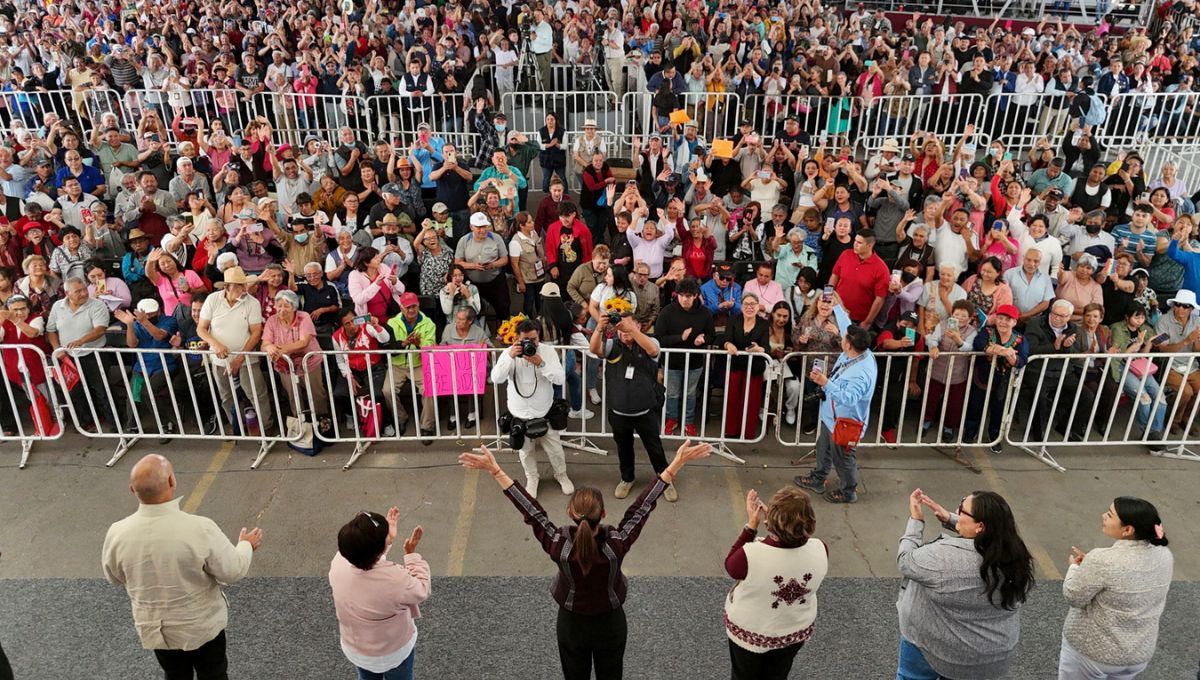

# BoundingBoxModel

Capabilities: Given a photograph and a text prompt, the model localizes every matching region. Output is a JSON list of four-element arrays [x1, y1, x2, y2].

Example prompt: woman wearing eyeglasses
[[1059, 497, 1173, 679], [328, 509, 428, 680], [895, 488, 1035, 680]]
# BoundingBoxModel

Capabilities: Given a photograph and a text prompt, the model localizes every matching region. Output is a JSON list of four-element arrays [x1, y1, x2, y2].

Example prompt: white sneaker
[[663, 484, 678, 502], [383, 425, 396, 437], [556, 474, 575, 495], [588, 388, 602, 405], [525, 475, 540, 497], [614, 480, 633, 499], [785, 412, 796, 426], [568, 407, 596, 419]]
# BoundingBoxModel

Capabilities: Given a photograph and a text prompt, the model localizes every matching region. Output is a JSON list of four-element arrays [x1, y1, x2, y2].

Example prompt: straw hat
[[215, 266, 258, 288]]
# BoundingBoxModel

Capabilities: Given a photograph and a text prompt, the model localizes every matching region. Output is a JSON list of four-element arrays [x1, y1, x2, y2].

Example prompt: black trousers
[[557, 607, 626, 680], [609, 410, 668, 483], [474, 275, 511, 325], [153, 630, 228, 680], [728, 638, 804, 680], [0, 639, 12, 680]]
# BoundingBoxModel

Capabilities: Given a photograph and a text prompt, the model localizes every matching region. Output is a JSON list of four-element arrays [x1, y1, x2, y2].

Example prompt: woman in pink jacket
[[329, 508, 429, 680]]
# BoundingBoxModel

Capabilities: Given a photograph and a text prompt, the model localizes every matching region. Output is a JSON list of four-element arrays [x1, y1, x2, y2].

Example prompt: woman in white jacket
[[1059, 496, 1173, 679], [1006, 205, 1064, 279]]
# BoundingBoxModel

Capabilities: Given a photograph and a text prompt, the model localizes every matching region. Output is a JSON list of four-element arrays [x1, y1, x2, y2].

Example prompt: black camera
[[804, 388, 827, 403], [520, 338, 538, 357], [606, 311, 630, 326]]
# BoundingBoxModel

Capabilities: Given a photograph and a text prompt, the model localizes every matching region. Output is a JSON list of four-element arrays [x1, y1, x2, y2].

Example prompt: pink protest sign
[[422, 344, 489, 397]]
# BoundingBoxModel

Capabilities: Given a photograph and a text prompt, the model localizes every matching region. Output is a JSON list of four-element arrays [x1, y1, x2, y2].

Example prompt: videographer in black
[[492, 318, 575, 498], [589, 313, 676, 502]]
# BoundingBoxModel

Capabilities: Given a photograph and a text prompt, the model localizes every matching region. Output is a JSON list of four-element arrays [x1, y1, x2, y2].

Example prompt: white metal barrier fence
[[49, 347, 302, 469], [857, 93, 987, 156], [501, 91, 620, 140], [302, 345, 766, 469], [774, 351, 1014, 472], [0, 344, 64, 468], [1096, 91, 1200, 150], [980, 91, 1092, 154], [1005, 351, 1200, 471]]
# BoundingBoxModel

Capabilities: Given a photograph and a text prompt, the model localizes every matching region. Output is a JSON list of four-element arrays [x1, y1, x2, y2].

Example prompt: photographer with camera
[[492, 318, 574, 498], [590, 312, 677, 502]]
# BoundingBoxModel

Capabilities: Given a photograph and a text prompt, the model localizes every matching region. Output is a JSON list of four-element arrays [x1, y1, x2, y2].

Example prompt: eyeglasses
[[358, 511, 379, 527], [957, 497, 974, 520]]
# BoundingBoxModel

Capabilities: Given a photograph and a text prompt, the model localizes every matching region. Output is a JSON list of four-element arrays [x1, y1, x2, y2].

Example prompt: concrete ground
[[1, 431, 1198, 678]]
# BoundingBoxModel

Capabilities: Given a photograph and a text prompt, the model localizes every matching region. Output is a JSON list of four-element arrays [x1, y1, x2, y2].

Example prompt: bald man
[[102, 455, 262, 680]]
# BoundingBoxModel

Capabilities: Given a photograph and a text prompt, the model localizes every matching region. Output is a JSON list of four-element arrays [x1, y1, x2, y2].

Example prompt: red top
[[831, 250, 890, 322], [544, 217, 593, 266], [682, 235, 716, 280]]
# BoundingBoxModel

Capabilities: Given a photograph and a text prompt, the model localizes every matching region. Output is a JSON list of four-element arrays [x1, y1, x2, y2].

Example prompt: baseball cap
[[541, 282, 562, 298], [714, 262, 734, 279], [431, 202, 448, 214], [399, 292, 420, 308], [381, 183, 401, 195], [1048, 187, 1065, 199], [995, 304, 1020, 320], [901, 152, 915, 162], [137, 298, 160, 314], [469, 212, 491, 227]]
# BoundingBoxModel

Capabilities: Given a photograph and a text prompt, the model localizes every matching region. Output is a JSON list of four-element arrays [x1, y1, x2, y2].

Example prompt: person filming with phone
[[793, 298, 877, 504]]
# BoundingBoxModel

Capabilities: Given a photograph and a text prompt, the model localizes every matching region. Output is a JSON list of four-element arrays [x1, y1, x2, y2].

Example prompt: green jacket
[[386, 312, 437, 368]]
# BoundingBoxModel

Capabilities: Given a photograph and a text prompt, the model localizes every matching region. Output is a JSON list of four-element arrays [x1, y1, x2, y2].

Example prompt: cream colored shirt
[[102, 497, 253, 650]]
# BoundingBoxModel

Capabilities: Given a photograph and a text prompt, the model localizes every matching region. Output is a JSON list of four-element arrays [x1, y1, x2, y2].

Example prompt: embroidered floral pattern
[[770, 573, 813, 608], [724, 612, 815, 650]]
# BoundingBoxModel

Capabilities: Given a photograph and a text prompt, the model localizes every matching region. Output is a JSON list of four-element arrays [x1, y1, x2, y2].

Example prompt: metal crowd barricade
[[773, 351, 1010, 472], [124, 88, 259, 145], [251, 92, 370, 148], [51, 347, 302, 469], [560, 130, 622, 193], [1005, 351, 1200, 472], [621, 91, 742, 144], [366, 93, 472, 145], [982, 90, 1083, 154], [501, 91, 620, 138], [1140, 141, 1200, 211], [743, 94, 855, 144], [857, 93, 986, 156], [1097, 91, 1200, 151], [303, 345, 607, 469], [0, 345, 65, 468]]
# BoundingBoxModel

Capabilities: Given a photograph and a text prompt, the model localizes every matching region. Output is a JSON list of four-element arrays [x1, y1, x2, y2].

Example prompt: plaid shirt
[[472, 110, 500, 168]]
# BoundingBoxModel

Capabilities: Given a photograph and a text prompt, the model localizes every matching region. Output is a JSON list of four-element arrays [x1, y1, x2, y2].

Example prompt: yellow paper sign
[[712, 139, 734, 159], [668, 109, 690, 125]]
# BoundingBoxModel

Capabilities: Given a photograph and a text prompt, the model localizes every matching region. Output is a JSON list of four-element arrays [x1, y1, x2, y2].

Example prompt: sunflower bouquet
[[498, 313, 528, 345], [602, 297, 633, 317]]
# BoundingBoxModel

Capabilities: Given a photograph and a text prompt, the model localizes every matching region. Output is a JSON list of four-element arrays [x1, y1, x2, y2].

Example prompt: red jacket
[[545, 217, 594, 266]]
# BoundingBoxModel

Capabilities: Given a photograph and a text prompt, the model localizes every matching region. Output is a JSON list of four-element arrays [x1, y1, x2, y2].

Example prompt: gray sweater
[[1063, 540, 1173, 666], [896, 517, 1021, 680]]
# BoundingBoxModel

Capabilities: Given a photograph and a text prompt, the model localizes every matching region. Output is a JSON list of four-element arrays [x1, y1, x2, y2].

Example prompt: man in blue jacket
[[794, 303, 878, 503]]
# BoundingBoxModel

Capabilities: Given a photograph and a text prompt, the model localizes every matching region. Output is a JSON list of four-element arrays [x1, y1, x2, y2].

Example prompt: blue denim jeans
[[1121, 371, 1168, 434], [665, 367, 703, 423], [554, 349, 583, 411], [897, 638, 948, 680], [357, 650, 414, 680]]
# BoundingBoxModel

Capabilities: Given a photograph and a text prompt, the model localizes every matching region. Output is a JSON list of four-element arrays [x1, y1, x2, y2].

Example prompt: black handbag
[[547, 398, 570, 430]]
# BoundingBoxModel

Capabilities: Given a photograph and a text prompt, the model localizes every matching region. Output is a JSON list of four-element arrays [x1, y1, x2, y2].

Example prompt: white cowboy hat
[[215, 266, 258, 288]]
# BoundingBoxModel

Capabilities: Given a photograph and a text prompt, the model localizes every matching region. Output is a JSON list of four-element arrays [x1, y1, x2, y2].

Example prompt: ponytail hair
[[568, 487, 604, 575], [1114, 497, 1170, 547]]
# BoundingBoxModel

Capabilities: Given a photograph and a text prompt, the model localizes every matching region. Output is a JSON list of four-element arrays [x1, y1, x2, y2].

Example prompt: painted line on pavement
[[446, 468, 480, 576], [182, 441, 235, 515]]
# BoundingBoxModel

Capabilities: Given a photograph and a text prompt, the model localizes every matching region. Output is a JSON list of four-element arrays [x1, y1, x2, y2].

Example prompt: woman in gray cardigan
[[1060, 496, 1173, 679], [895, 489, 1036, 680]]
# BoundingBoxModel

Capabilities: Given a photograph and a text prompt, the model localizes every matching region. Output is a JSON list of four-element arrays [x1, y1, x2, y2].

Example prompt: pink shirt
[[328, 551, 431, 658], [743, 279, 785, 318], [262, 310, 322, 372], [155, 269, 205, 316]]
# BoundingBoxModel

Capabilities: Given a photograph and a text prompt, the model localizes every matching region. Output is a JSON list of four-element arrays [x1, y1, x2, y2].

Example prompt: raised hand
[[459, 444, 500, 475], [918, 492, 951, 523], [745, 489, 767, 527], [404, 526, 424, 554]]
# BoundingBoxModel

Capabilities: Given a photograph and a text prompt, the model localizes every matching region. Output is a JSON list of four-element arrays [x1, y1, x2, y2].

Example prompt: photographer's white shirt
[[491, 342, 564, 419]]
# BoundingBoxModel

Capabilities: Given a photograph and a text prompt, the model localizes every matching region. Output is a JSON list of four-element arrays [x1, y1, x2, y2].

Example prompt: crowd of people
[[87, 451, 1176, 680]]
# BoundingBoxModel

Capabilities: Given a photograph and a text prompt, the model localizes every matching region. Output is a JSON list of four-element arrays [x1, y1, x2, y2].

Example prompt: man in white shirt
[[929, 208, 980, 274], [529, 9, 554, 90], [602, 12, 627, 99], [197, 266, 274, 436], [490, 318, 573, 497], [103, 454, 261, 678]]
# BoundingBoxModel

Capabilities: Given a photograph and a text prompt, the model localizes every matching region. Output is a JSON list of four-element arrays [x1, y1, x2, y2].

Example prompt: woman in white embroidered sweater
[[724, 485, 828, 680], [1059, 496, 1173, 680], [328, 508, 430, 680]]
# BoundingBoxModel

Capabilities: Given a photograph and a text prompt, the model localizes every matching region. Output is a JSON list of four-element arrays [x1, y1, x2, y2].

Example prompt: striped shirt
[[503, 476, 667, 614]]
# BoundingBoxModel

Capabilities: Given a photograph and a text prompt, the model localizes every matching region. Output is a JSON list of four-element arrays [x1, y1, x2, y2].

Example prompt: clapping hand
[[745, 489, 767, 529]]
